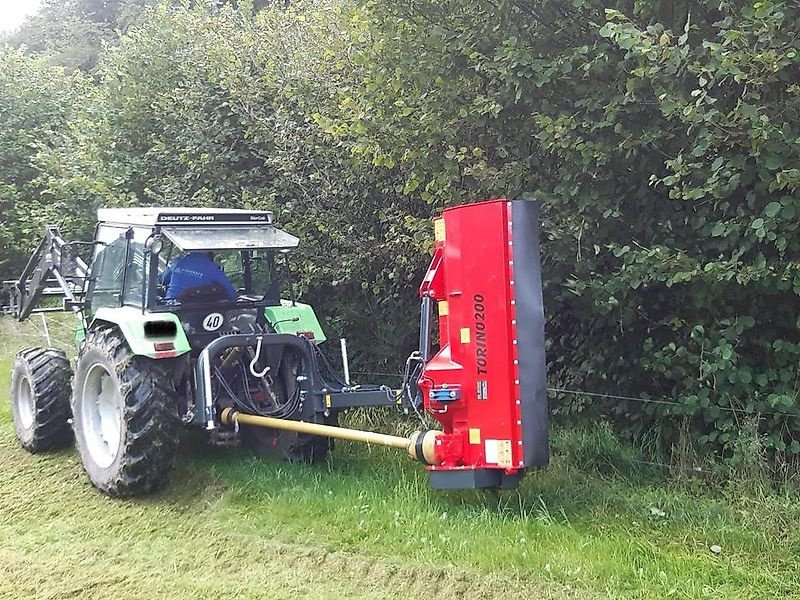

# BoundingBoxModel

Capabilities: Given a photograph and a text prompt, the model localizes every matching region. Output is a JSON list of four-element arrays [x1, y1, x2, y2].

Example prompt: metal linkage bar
[[4, 226, 91, 322], [192, 332, 321, 429]]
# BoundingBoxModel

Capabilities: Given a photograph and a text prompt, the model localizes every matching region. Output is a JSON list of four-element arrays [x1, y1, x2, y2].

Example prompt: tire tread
[[73, 328, 178, 497], [11, 347, 73, 453]]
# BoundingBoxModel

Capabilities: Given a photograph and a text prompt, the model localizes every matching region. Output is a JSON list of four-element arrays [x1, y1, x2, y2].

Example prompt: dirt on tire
[[10, 346, 73, 452], [72, 327, 180, 496]]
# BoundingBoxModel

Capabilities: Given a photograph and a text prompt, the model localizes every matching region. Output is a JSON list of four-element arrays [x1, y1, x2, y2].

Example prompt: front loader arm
[[3, 226, 90, 321]]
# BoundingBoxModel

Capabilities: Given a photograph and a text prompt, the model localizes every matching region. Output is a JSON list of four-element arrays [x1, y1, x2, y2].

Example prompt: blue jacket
[[159, 252, 238, 301]]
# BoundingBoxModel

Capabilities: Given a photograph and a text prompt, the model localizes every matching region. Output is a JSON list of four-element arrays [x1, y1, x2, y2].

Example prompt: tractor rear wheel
[[72, 328, 179, 497], [10, 347, 73, 452], [240, 348, 334, 463], [241, 425, 334, 463]]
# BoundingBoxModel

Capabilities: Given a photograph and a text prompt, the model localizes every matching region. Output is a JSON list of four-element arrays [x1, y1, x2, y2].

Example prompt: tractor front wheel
[[72, 328, 178, 496], [10, 347, 73, 452]]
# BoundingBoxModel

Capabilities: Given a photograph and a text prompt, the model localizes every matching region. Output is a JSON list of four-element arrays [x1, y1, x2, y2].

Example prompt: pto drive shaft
[[219, 408, 440, 465]]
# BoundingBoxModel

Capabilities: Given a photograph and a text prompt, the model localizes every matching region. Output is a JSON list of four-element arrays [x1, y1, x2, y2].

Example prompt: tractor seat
[[176, 283, 233, 304]]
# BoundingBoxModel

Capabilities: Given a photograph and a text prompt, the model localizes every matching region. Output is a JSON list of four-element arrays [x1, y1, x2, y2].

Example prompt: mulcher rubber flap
[[511, 201, 549, 467]]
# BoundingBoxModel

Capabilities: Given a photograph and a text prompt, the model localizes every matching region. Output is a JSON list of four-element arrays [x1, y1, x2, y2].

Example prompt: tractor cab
[[88, 207, 296, 310], [86, 208, 324, 351]]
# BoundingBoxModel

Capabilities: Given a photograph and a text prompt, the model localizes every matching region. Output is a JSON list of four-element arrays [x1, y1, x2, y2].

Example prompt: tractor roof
[[97, 207, 273, 227], [97, 207, 299, 250]]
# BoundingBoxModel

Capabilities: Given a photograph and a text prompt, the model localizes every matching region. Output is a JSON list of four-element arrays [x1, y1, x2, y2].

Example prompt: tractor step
[[208, 427, 240, 448]]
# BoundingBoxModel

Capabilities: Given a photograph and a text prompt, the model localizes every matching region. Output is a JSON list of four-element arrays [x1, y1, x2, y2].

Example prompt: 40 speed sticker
[[202, 312, 224, 331]]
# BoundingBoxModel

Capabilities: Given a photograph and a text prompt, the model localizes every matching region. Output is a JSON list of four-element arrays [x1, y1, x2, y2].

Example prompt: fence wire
[[5, 328, 794, 420], [352, 371, 798, 420]]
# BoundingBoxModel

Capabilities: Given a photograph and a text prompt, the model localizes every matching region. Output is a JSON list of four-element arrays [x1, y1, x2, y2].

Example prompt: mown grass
[[1, 317, 799, 599], [206, 439, 800, 599]]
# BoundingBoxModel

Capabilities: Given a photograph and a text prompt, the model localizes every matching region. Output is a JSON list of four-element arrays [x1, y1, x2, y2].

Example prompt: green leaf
[[598, 24, 615, 38], [764, 154, 785, 170], [751, 218, 765, 229], [764, 201, 782, 217]]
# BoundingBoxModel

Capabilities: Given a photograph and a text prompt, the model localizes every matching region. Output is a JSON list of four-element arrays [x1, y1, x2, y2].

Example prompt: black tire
[[71, 327, 179, 497], [241, 425, 334, 463], [10, 347, 73, 452]]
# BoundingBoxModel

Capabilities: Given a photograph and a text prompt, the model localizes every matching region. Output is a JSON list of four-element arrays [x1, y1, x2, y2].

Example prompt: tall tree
[[5, 0, 151, 71], [0, 49, 96, 277]]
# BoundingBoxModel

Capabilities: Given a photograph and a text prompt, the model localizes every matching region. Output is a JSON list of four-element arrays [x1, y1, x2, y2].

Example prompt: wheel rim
[[15, 374, 35, 430], [80, 363, 123, 469]]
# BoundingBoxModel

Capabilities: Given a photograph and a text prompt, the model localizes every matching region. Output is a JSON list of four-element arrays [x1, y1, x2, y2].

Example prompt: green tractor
[[5, 208, 409, 496]]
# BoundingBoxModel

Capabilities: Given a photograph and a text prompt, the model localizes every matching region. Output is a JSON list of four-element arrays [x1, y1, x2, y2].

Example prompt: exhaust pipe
[[219, 407, 440, 465]]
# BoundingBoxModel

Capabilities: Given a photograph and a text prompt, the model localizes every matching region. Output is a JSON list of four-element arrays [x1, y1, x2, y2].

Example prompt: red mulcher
[[216, 198, 549, 491], [416, 199, 548, 489]]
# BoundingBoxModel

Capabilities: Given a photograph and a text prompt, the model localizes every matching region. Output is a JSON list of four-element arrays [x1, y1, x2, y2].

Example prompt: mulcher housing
[[417, 199, 548, 489]]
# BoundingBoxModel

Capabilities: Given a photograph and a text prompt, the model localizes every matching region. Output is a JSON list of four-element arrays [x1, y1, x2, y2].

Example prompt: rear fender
[[89, 306, 191, 359], [264, 300, 326, 343]]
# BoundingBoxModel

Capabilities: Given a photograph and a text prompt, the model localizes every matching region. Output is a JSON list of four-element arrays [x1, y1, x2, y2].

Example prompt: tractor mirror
[[145, 234, 164, 255]]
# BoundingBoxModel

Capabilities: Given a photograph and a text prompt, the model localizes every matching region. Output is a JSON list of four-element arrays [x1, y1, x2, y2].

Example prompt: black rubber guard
[[511, 201, 549, 467]]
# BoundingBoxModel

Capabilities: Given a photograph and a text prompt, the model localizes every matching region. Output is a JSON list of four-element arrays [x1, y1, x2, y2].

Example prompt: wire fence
[[352, 371, 799, 420], [0, 314, 77, 357], [629, 459, 714, 476], [5, 324, 795, 421], [351, 370, 728, 475], [548, 387, 798, 420], [0, 326, 778, 476]]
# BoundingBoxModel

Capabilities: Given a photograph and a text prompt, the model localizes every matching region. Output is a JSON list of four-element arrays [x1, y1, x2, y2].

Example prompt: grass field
[[1, 318, 799, 599]]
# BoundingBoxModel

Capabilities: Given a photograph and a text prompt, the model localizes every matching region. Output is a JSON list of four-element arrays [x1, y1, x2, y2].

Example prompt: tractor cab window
[[250, 249, 282, 305], [86, 226, 128, 314], [121, 227, 151, 308], [215, 251, 247, 290], [87, 225, 152, 314], [229, 249, 278, 299], [153, 223, 298, 308], [253, 250, 277, 290], [156, 248, 279, 303]]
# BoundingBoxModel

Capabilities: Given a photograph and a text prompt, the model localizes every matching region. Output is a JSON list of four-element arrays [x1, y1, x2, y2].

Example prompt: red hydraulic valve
[[416, 199, 548, 490]]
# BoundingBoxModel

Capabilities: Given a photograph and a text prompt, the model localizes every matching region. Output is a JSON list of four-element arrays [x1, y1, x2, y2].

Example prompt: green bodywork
[[84, 300, 325, 359], [264, 300, 326, 343], [74, 315, 85, 348], [90, 306, 191, 358]]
